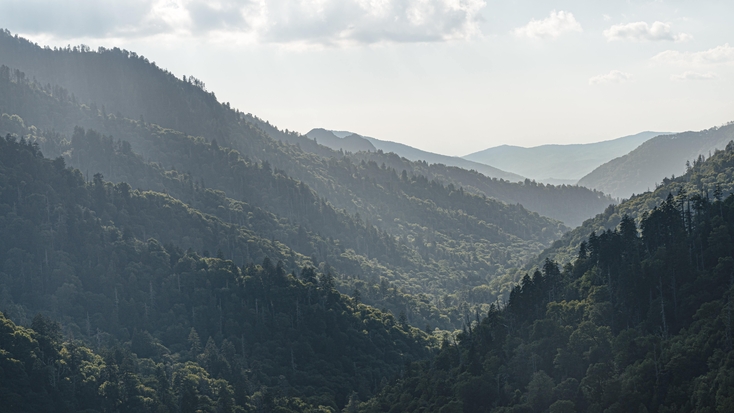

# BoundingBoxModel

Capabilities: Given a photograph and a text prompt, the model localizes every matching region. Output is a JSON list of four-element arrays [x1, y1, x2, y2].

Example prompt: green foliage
[[538, 138, 734, 268], [362, 174, 734, 412], [0, 135, 433, 411], [0, 62, 567, 330]]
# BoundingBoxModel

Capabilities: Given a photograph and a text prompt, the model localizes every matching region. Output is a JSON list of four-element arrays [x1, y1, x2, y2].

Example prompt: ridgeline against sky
[[0, 0, 731, 154]]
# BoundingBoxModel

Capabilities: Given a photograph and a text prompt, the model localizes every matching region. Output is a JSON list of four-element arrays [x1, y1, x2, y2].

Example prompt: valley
[[0, 27, 733, 413]]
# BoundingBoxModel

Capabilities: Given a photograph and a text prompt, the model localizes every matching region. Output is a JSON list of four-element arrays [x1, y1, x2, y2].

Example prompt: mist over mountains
[[1, 28, 734, 413]]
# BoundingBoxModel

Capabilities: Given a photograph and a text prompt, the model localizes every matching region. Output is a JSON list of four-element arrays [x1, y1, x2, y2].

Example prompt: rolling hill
[[0, 136, 433, 411], [362, 156, 734, 412]]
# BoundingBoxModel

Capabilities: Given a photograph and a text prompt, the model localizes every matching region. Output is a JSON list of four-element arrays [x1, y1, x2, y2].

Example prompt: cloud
[[0, 0, 487, 46], [603, 21, 691, 42], [244, 0, 487, 45], [670, 71, 718, 81], [653, 43, 734, 65], [187, 0, 249, 32], [589, 70, 632, 85], [0, 0, 157, 38], [514, 10, 582, 40]]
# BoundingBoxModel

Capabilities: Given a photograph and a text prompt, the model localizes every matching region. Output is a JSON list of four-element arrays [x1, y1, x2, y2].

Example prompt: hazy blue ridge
[[464, 131, 668, 182], [579, 124, 734, 199], [307, 128, 526, 182]]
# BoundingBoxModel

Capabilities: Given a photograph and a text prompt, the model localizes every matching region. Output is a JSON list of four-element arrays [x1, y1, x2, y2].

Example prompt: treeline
[[361, 182, 734, 412]]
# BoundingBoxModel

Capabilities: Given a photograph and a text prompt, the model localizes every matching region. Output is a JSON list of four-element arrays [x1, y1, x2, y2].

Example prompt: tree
[[189, 328, 202, 355]]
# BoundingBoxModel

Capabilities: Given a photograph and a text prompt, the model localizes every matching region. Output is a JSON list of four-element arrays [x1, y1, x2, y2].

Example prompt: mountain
[[0, 30, 578, 334], [361, 143, 734, 413], [299, 128, 613, 227], [305, 128, 525, 182], [2, 28, 734, 413], [463, 131, 667, 183], [308, 128, 377, 153], [579, 124, 734, 199], [0, 73, 568, 332], [538, 136, 734, 268]]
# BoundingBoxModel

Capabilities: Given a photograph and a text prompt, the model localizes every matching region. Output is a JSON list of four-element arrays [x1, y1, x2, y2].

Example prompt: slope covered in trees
[[361, 189, 734, 412], [579, 124, 734, 199], [538, 139, 734, 267], [346, 151, 612, 228], [0, 29, 613, 228], [0, 134, 434, 411], [0, 60, 572, 330]]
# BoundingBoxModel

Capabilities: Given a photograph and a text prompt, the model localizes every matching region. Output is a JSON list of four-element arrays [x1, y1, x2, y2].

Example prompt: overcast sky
[[2, 0, 733, 155]]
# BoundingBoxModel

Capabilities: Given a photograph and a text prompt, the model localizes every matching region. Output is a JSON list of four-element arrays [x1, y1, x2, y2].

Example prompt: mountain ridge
[[0, 58, 570, 332], [464, 131, 669, 182], [305, 128, 525, 182], [578, 124, 734, 199]]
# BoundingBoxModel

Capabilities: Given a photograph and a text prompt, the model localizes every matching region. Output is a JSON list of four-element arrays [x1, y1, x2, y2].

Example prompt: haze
[[2, 0, 733, 156]]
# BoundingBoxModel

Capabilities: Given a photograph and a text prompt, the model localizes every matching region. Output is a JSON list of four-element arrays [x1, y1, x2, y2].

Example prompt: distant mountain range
[[305, 128, 525, 182], [463, 131, 669, 183], [578, 124, 734, 199], [3, 29, 734, 413]]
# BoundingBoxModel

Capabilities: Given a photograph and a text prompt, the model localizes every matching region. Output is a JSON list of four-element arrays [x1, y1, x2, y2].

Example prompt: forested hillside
[[0, 135, 434, 411], [1, 25, 734, 413], [0, 29, 613, 228], [361, 185, 734, 412], [0, 61, 570, 330], [579, 124, 734, 199], [347, 151, 612, 228], [539, 139, 734, 267]]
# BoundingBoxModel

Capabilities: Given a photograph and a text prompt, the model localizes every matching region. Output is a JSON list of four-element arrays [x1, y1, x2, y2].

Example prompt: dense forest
[[539, 136, 734, 268], [5, 133, 734, 412], [361, 165, 734, 412], [0, 135, 433, 411]]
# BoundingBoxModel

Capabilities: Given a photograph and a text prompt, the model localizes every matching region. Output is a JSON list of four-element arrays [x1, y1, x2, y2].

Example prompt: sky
[[1, 0, 733, 156]]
